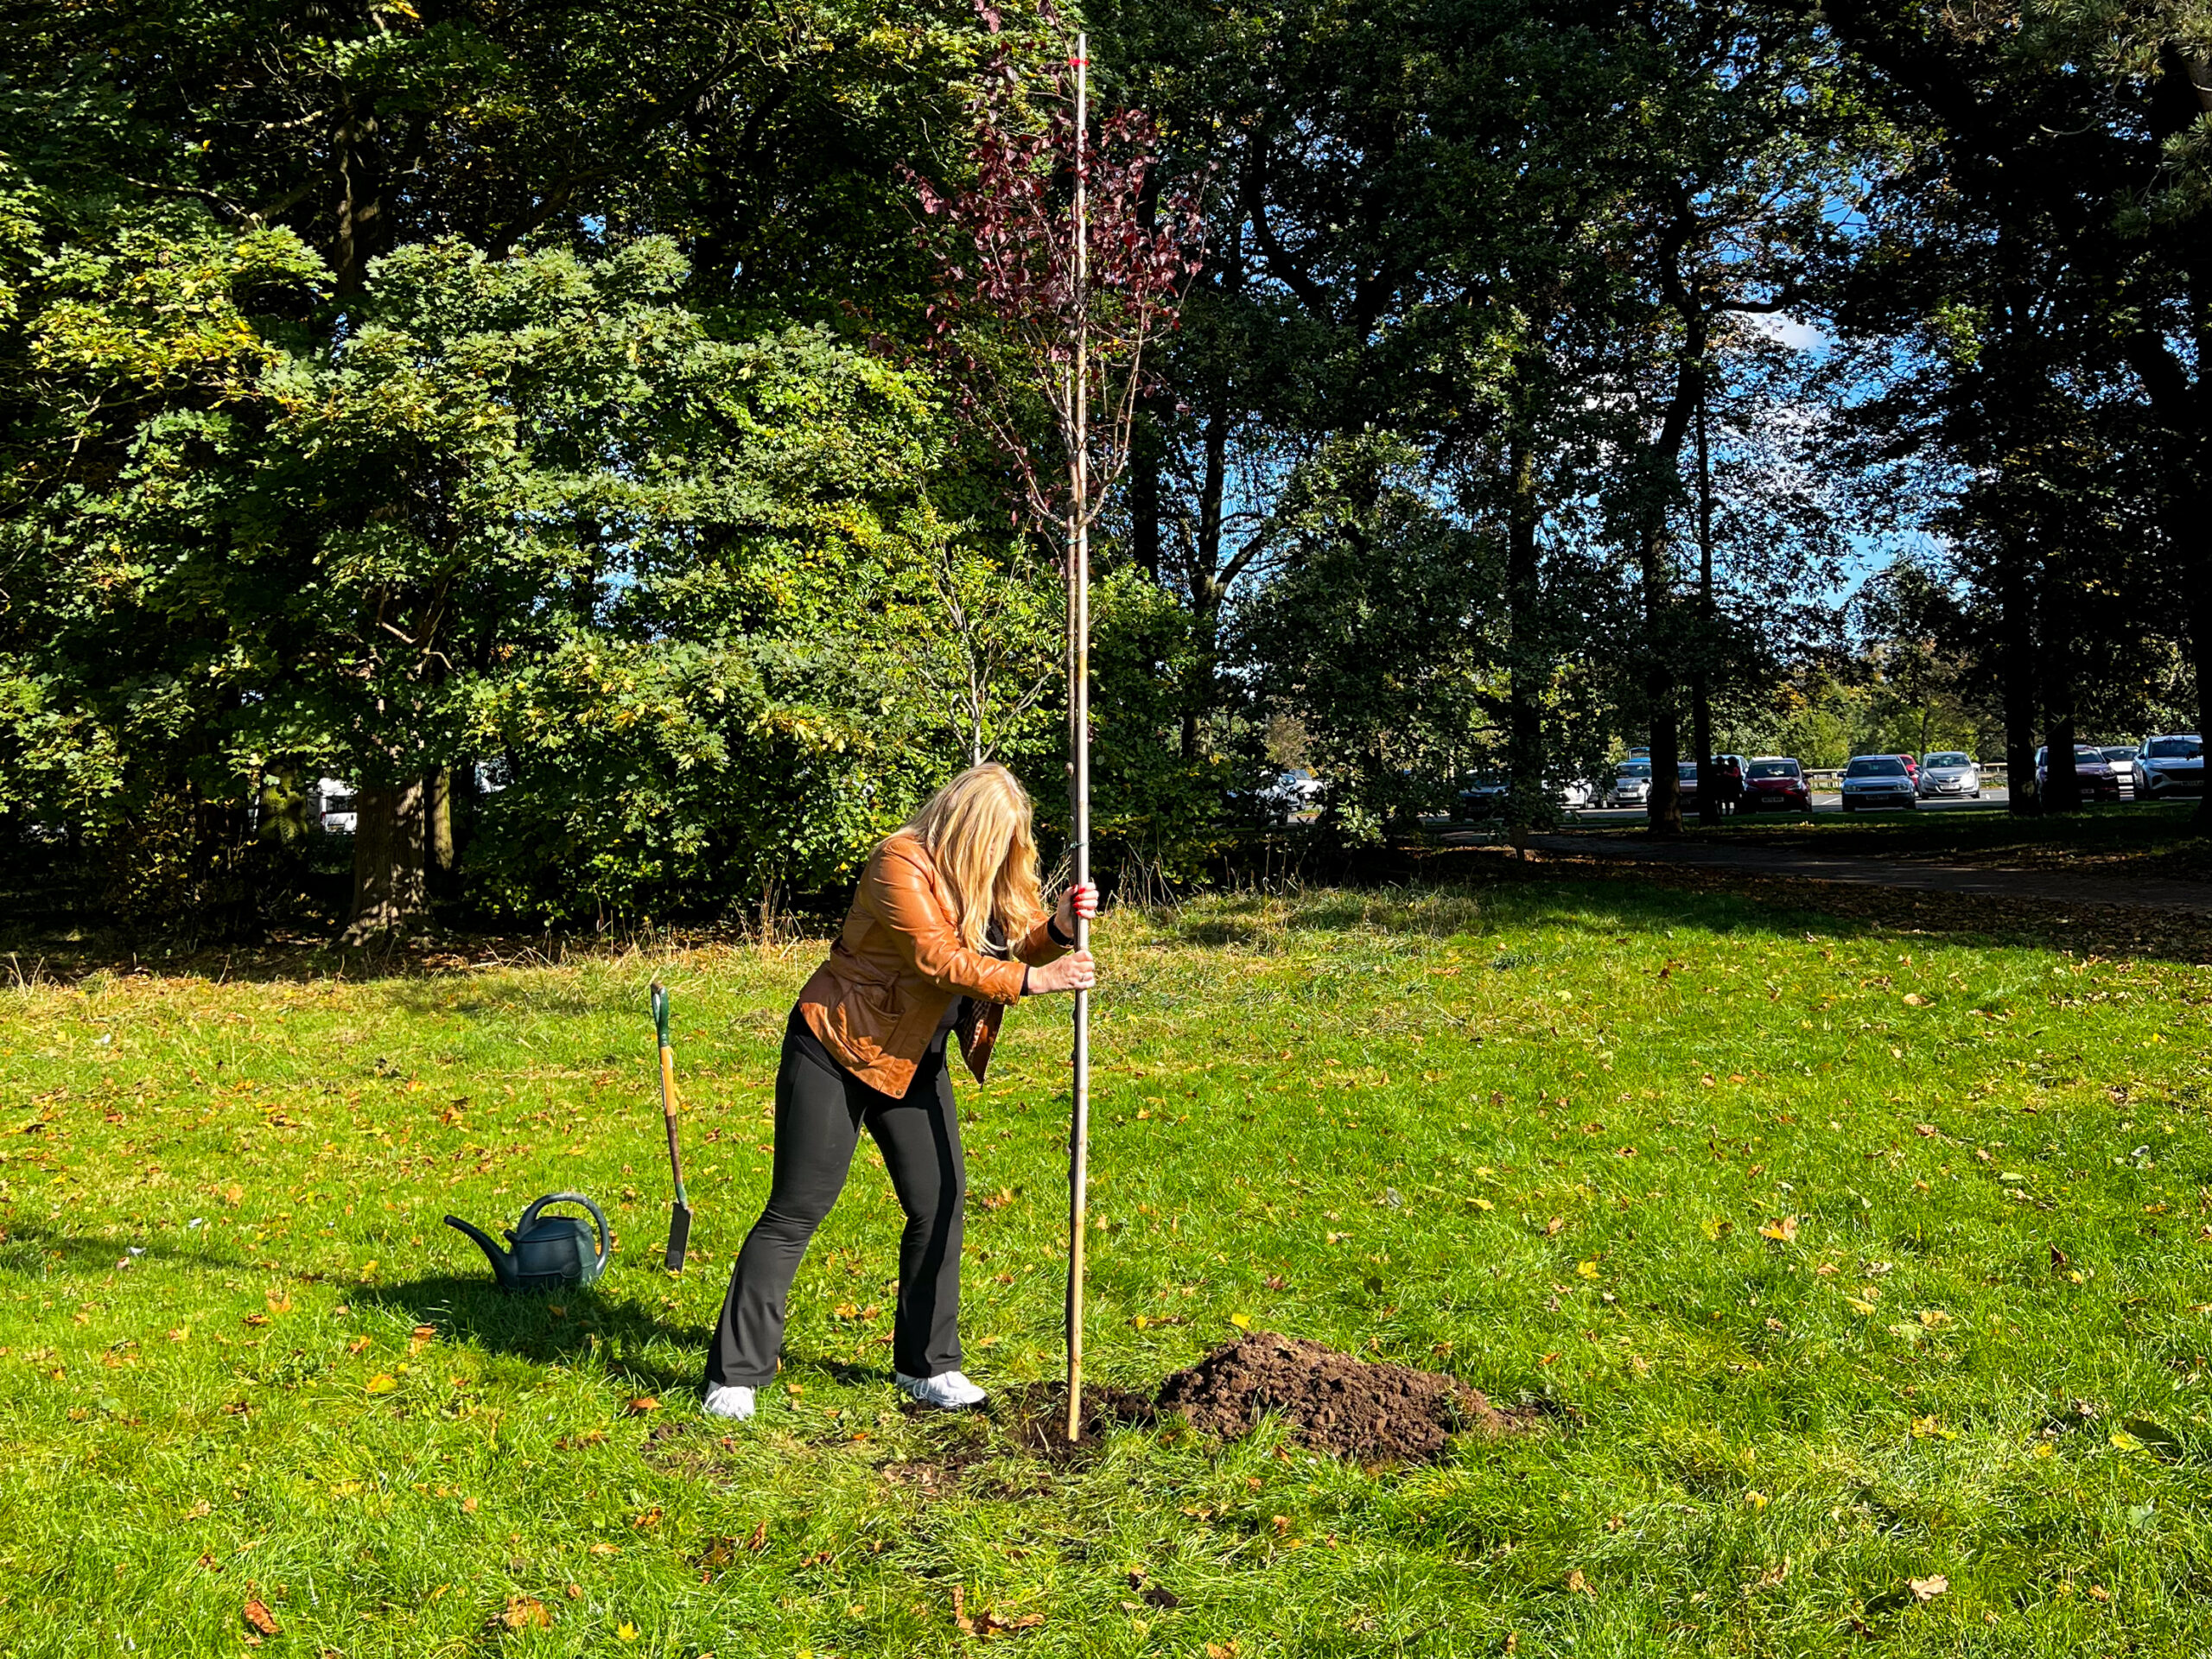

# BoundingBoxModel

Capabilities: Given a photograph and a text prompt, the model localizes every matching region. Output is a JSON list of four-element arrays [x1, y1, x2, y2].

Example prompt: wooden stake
[[1065, 30, 1092, 1446]]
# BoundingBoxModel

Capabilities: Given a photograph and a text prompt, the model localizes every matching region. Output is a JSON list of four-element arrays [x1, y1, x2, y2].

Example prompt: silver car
[[1608, 760, 1652, 808], [1917, 751, 1981, 798], [2133, 734, 2204, 802], [1840, 753, 1916, 811]]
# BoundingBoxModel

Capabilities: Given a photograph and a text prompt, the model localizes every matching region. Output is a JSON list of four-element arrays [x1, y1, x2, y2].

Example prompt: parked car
[[1916, 751, 1981, 799], [1892, 753, 1919, 786], [1608, 760, 1653, 809], [1742, 756, 1810, 813], [2036, 744, 2122, 802], [1455, 772, 1509, 817], [313, 778, 358, 833], [1840, 753, 1916, 811], [1260, 768, 1325, 819], [2132, 734, 2205, 802]]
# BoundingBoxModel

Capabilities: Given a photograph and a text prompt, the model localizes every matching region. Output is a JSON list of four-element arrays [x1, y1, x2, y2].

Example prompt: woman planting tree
[[702, 763, 1098, 1420]]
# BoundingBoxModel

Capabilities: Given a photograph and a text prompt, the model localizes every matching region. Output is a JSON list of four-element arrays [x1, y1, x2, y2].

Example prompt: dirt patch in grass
[[993, 1380, 1160, 1459], [1156, 1331, 1528, 1463], [992, 1334, 1532, 1467]]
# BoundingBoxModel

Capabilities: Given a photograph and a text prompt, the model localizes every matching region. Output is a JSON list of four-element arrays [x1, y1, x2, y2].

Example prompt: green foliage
[[1235, 435, 1500, 834]]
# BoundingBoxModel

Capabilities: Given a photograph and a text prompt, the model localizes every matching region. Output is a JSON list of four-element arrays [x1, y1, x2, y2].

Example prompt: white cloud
[[1740, 311, 1834, 353]]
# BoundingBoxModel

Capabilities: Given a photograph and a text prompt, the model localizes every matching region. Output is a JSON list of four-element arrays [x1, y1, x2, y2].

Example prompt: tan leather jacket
[[797, 832, 1068, 1096]]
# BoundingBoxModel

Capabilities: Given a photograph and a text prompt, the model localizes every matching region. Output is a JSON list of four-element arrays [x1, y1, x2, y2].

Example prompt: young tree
[[909, 12, 1202, 1438]]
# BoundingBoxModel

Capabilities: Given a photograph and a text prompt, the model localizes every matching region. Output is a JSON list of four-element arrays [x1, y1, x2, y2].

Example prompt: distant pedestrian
[[1720, 757, 1745, 816], [702, 763, 1097, 1421]]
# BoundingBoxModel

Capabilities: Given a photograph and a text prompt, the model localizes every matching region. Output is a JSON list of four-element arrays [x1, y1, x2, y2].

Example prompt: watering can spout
[[443, 1215, 518, 1291]]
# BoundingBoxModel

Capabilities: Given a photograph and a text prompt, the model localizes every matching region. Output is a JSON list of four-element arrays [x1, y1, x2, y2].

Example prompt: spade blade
[[664, 1200, 693, 1272]]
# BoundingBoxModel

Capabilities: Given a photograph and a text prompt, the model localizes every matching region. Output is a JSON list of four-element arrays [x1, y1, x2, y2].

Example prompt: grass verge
[[7, 880, 2212, 1656]]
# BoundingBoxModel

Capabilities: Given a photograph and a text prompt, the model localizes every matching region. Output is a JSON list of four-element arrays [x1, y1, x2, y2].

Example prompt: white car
[[2133, 735, 2204, 802], [1916, 751, 1981, 798], [314, 778, 358, 833], [1608, 760, 1653, 808], [1260, 768, 1325, 818]]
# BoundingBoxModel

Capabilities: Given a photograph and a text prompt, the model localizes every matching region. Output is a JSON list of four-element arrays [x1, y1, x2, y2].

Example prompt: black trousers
[[706, 1010, 966, 1387]]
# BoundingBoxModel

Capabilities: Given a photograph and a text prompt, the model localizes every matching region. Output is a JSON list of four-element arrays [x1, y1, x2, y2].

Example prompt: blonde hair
[[897, 763, 1047, 952]]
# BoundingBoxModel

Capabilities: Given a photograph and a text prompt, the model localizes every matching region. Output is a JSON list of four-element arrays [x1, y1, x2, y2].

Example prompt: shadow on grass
[[1150, 875, 1784, 953], [0, 1221, 245, 1278], [358, 1273, 704, 1397]]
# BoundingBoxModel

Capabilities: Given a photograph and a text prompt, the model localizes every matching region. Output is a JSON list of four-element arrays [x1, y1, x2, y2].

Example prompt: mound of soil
[[1154, 1331, 1521, 1464]]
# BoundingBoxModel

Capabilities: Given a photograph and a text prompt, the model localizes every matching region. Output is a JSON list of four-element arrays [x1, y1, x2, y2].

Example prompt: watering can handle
[[517, 1192, 610, 1273]]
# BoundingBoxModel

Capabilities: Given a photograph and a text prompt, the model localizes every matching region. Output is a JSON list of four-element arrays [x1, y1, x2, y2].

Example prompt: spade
[[650, 980, 693, 1270]]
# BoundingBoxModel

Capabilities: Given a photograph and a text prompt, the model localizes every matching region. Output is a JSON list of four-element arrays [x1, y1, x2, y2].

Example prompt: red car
[[1895, 753, 1920, 785], [1743, 756, 1811, 812]]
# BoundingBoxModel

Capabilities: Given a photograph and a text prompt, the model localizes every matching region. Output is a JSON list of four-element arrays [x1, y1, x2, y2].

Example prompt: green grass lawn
[[8, 880, 2212, 1656]]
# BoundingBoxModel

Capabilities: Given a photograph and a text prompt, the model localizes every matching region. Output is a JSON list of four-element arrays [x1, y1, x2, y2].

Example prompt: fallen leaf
[[1903, 993, 1928, 1007], [1576, 1259, 1599, 1279], [747, 1519, 769, 1552], [499, 1594, 552, 1630], [1745, 1490, 1768, 1510], [346, 1335, 371, 1356], [623, 1396, 660, 1416], [1229, 1313, 1251, 1330], [1759, 1216, 1799, 1244], [1566, 1567, 1595, 1599], [243, 1599, 279, 1636], [617, 1622, 639, 1642], [365, 1373, 397, 1394], [1542, 1216, 1565, 1236], [632, 1507, 664, 1530], [1907, 1574, 1948, 1603]]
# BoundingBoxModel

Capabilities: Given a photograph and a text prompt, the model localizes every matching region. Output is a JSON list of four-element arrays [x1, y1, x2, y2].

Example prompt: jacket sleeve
[[1014, 914, 1069, 967], [866, 846, 1031, 1005]]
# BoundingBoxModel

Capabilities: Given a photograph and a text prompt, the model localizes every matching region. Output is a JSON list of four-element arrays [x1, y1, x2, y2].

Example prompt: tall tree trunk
[[425, 766, 456, 893], [1643, 517, 1683, 836], [1691, 390, 1717, 826], [2041, 587, 2081, 813], [1504, 427, 1543, 829], [1130, 406, 1164, 584], [344, 779, 427, 943], [2000, 545, 2039, 816], [2194, 579, 2212, 831]]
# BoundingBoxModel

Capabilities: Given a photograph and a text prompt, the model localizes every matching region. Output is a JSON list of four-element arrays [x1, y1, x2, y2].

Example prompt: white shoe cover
[[702, 1383, 756, 1421], [895, 1370, 987, 1409]]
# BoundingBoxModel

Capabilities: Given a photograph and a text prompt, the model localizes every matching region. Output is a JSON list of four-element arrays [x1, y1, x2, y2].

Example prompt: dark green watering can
[[445, 1192, 610, 1293]]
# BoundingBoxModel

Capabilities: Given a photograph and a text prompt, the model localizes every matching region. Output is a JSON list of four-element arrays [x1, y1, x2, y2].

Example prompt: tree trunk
[[2000, 548, 2039, 816], [1130, 407, 1164, 583], [1504, 429, 1544, 830], [2190, 504, 2212, 828], [1692, 391, 1717, 826], [1643, 517, 1683, 836], [2041, 594, 2081, 813], [425, 766, 456, 893], [344, 779, 427, 942]]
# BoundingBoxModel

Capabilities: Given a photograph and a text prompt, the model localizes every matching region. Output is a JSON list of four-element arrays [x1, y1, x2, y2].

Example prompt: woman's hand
[[1055, 881, 1099, 939], [1027, 950, 1096, 995]]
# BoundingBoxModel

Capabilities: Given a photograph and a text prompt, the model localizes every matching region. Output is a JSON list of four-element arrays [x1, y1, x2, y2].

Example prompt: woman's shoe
[[703, 1384, 756, 1421], [895, 1370, 987, 1409]]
